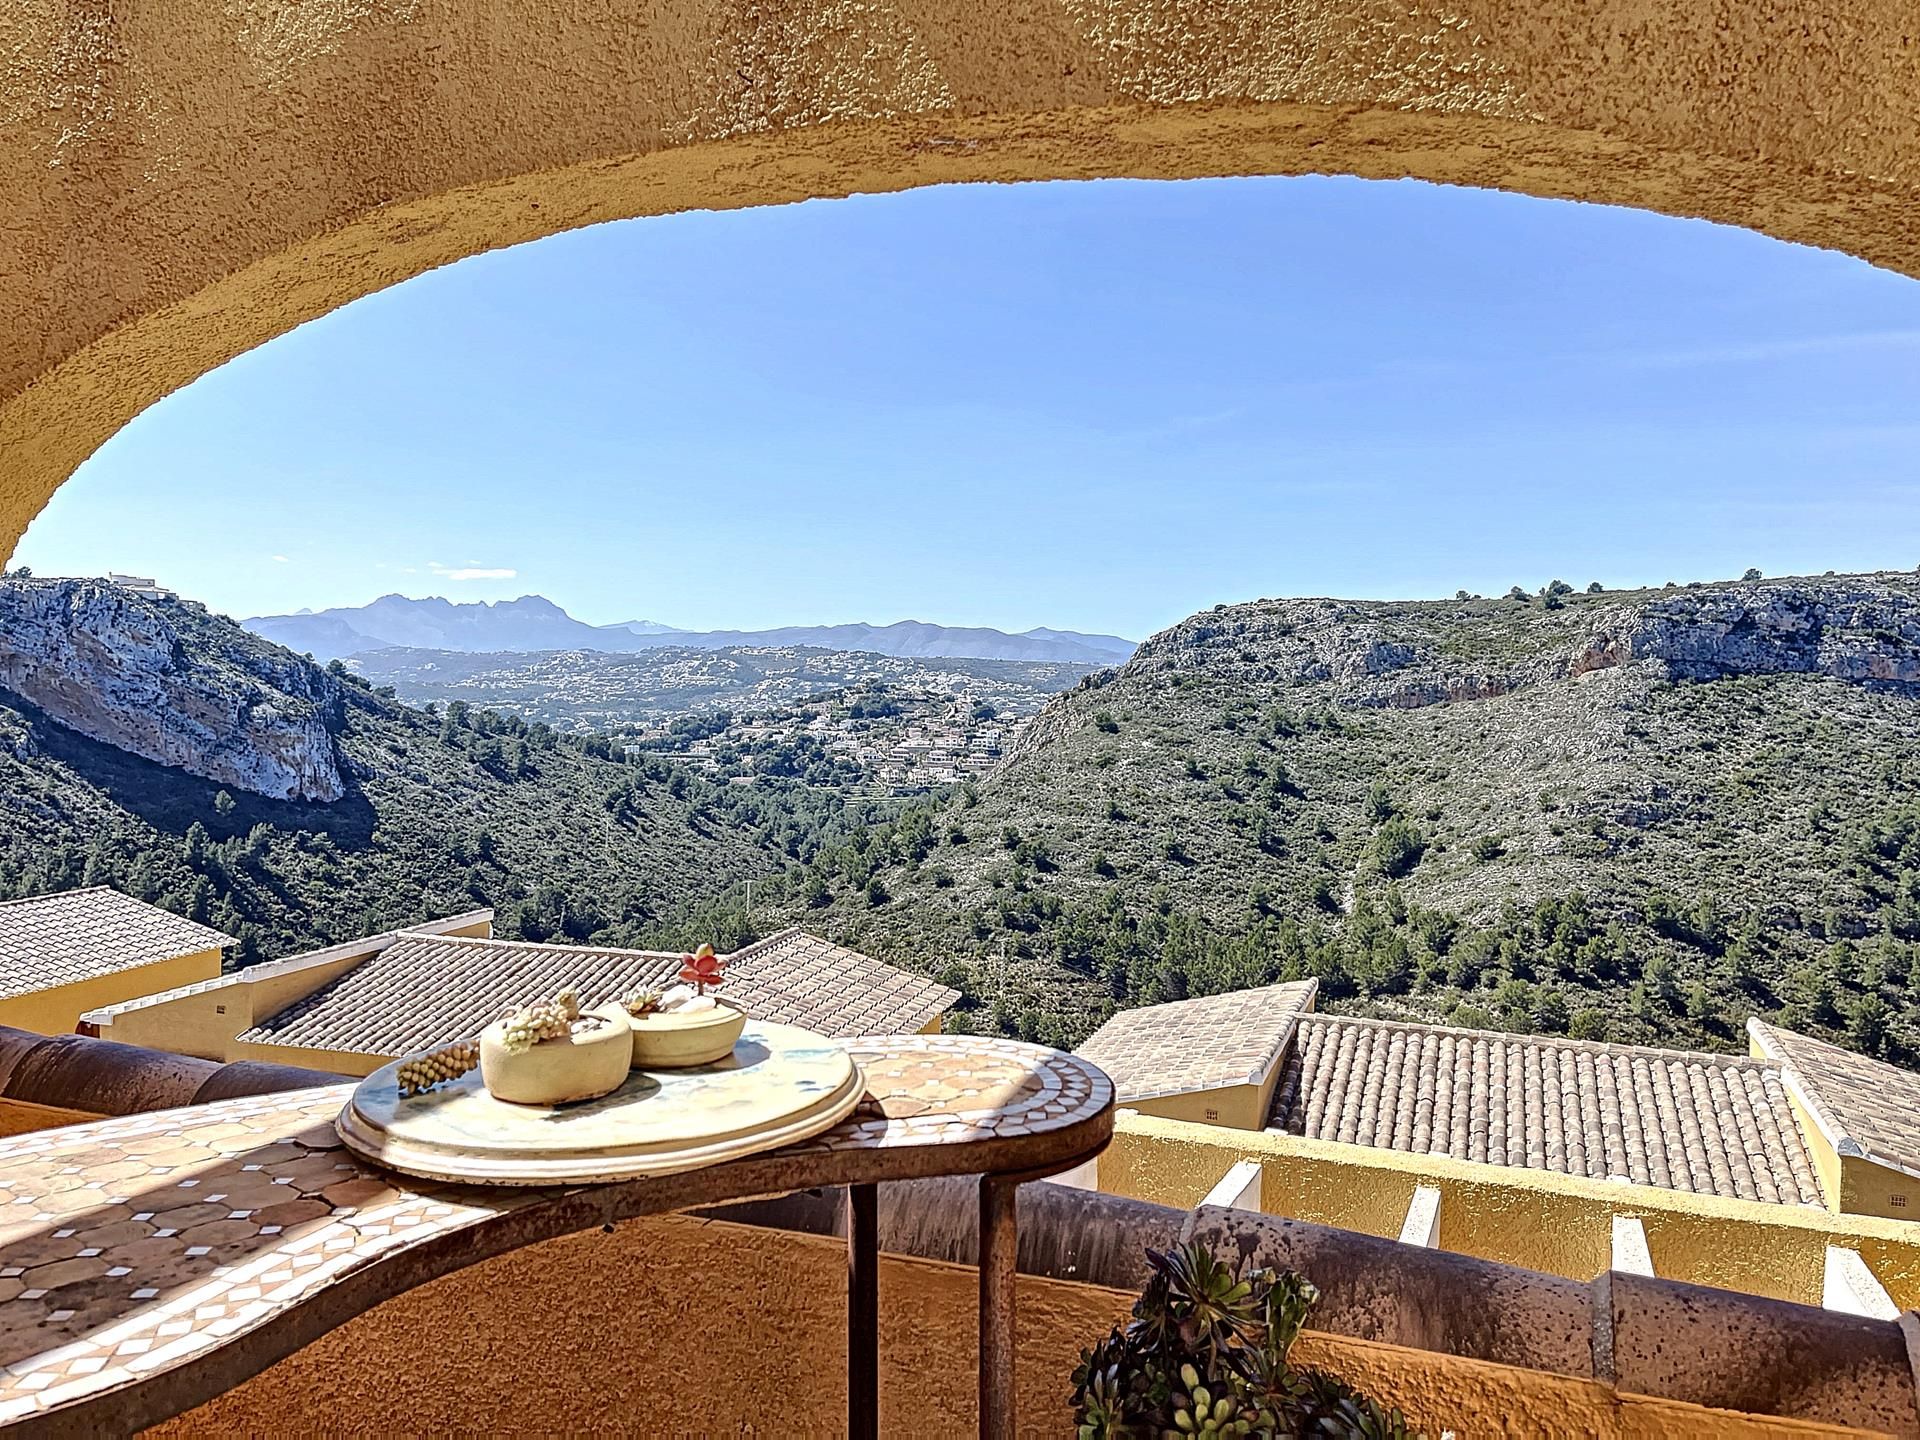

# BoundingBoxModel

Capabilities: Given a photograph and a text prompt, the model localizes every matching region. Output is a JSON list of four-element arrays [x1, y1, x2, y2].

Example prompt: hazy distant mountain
[[248, 594, 608, 657], [1013, 628, 1138, 664], [246, 614, 389, 660], [611, 620, 1135, 665], [245, 595, 1136, 666]]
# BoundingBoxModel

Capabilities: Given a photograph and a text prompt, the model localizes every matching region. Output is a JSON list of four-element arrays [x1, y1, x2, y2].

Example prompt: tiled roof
[[721, 929, 958, 1036], [1270, 1014, 1824, 1207], [240, 929, 958, 1057], [79, 911, 495, 1024], [1748, 1018, 1920, 1183], [0, 888, 233, 1002], [1074, 982, 1319, 1103]]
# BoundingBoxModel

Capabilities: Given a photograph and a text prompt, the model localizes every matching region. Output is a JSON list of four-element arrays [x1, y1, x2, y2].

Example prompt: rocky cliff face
[[0, 578, 345, 802], [1129, 576, 1920, 702], [1581, 584, 1920, 686], [1014, 574, 1920, 758]]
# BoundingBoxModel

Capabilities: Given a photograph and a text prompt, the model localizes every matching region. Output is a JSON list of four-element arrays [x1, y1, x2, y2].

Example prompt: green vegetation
[[0, 653, 894, 965], [7, 570, 1920, 1083], [1070, 1241, 1413, 1439], [742, 575, 1920, 1062], [349, 644, 1088, 731]]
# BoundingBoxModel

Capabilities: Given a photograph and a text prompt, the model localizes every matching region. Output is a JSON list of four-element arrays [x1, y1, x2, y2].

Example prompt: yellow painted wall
[[0, 1099, 100, 1137], [1839, 1155, 1920, 1226], [1747, 1044, 1920, 1225], [96, 916, 493, 1065], [98, 949, 366, 1060], [1128, 1080, 1272, 1131], [153, 1213, 1877, 1439], [1100, 1113, 1920, 1309], [0, 949, 221, 1037]]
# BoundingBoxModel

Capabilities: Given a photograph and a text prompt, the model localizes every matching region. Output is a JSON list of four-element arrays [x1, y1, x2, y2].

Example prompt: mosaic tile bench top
[[0, 1034, 1112, 1431]]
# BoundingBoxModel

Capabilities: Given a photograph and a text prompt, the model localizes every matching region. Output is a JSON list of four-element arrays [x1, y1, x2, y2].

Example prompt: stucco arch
[[4, 0, 1919, 562]]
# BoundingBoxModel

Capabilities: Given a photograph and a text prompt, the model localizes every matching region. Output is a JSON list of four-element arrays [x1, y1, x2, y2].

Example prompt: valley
[[247, 593, 1135, 666], [5, 569, 1920, 1075], [347, 643, 1087, 739], [739, 574, 1920, 1059]]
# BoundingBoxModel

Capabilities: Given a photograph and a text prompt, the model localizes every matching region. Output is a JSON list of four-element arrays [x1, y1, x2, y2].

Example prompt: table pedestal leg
[[979, 1175, 1018, 1438], [848, 1182, 879, 1440]]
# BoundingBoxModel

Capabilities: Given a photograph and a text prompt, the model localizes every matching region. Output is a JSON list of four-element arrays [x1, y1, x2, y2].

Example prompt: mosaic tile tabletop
[[0, 1034, 1112, 1429]]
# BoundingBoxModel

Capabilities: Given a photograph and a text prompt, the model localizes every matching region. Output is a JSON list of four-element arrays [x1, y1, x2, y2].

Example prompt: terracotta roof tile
[[238, 928, 958, 1057], [0, 888, 232, 1001], [721, 929, 958, 1035], [1074, 982, 1319, 1103], [1748, 1018, 1920, 1182], [1270, 1014, 1824, 1207], [80, 911, 495, 1024]]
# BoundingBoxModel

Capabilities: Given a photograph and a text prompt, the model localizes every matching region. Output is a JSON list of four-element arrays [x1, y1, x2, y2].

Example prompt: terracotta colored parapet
[[1188, 1204, 1920, 1435], [0, 1024, 344, 1117], [187, 1059, 351, 1105], [713, 1188, 1920, 1435], [1597, 1268, 1920, 1434], [708, 1174, 1185, 1291]]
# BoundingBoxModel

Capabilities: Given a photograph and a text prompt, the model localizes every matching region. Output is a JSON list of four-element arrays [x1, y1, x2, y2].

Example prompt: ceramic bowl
[[628, 1001, 747, 1068], [479, 1002, 632, 1106]]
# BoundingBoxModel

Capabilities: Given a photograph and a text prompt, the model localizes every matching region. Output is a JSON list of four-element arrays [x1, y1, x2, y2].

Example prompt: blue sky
[[18, 175, 1920, 641]]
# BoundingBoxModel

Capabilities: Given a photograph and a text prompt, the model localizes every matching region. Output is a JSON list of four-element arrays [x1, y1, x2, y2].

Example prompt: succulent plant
[[1171, 1363, 1254, 1438], [678, 942, 725, 995], [499, 986, 585, 1054], [621, 986, 664, 1017], [396, 1040, 479, 1096], [1069, 1241, 1419, 1440], [1154, 1243, 1259, 1366]]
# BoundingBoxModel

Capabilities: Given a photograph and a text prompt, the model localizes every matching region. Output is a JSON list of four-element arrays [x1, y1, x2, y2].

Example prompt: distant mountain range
[[244, 594, 1137, 666]]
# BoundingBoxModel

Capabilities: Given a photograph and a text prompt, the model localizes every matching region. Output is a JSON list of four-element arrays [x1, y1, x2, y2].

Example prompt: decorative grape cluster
[[397, 1040, 479, 1096], [621, 986, 664, 1017], [499, 986, 582, 1054]]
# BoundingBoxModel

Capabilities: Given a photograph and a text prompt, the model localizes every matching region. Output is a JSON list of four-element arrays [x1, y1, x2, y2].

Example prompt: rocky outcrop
[[0, 578, 345, 801], [1575, 584, 1920, 686], [1069, 575, 1920, 727]]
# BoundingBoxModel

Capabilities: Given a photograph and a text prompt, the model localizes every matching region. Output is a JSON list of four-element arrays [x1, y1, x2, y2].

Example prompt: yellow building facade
[[1074, 991, 1920, 1317], [0, 888, 231, 1037], [83, 911, 498, 1076], [0, 949, 222, 1039]]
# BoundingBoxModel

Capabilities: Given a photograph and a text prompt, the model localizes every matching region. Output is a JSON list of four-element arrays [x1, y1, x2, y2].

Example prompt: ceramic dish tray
[[336, 1021, 864, 1185]]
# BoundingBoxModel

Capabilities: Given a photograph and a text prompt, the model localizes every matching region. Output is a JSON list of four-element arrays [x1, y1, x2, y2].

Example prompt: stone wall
[[154, 1207, 1902, 1438], [7, 0, 1920, 556]]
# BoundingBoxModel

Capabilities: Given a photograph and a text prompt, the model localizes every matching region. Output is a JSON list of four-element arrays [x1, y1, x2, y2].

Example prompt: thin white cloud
[[1613, 329, 1920, 370], [270, 554, 289, 563], [428, 561, 518, 581]]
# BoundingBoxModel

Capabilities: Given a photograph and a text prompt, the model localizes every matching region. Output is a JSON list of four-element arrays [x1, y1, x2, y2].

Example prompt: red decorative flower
[[679, 942, 725, 994]]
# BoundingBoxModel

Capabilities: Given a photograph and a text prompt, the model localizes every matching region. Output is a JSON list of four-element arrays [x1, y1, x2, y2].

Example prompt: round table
[[0, 1033, 1113, 1438]]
